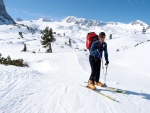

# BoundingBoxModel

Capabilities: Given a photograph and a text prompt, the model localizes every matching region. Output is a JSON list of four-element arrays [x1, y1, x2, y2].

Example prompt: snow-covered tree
[[69, 38, 72, 47], [142, 27, 146, 34], [41, 27, 56, 53], [19, 32, 23, 38], [109, 34, 112, 39], [21, 44, 27, 52]]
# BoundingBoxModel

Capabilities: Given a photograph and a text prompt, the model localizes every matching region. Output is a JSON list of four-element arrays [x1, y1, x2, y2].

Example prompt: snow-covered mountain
[[0, 16, 150, 113], [35, 17, 55, 22], [61, 16, 106, 27], [62, 16, 149, 28], [146, 25, 150, 30], [0, 0, 16, 25], [130, 20, 148, 27]]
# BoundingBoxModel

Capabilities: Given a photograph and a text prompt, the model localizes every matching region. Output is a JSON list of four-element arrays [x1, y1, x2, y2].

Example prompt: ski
[[79, 84, 119, 102], [102, 86, 126, 94], [84, 81, 125, 94]]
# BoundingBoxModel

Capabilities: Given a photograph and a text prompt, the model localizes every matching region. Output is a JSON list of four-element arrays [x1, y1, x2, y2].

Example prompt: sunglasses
[[99, 35, 105, 39]]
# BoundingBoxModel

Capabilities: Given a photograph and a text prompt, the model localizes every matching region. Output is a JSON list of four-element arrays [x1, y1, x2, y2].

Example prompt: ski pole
[[101, 58, 106, 87], [101, 58, 104, 75], [103, 64, 108, 87]]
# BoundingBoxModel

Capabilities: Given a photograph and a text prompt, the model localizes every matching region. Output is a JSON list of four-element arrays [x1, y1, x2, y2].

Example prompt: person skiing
[[88, 32, 109, 90]]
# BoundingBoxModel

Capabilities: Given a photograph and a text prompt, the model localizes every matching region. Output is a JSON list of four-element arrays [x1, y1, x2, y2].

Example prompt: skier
[[88, 32, 109, 90]]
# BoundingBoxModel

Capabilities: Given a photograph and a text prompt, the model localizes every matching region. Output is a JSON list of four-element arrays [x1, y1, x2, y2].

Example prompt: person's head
[[99, 32, 106, 42]]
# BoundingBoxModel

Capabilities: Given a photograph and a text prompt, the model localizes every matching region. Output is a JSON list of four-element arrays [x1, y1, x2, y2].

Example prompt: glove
[[105, 61, 109, 65]]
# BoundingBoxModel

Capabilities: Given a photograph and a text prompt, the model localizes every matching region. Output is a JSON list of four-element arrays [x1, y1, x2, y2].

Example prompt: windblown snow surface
[[0, 19, 150, 113]]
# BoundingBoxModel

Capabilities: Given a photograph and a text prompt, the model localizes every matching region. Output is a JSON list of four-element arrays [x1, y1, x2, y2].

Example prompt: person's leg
[[89, 55, 96, 82], [94, 59, 103, 86], [95, 59, 101, 82], [88, 55, 96, 89]]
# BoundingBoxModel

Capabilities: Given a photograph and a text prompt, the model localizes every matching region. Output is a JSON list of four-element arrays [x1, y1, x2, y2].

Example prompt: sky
[[4, 0, 150, 24]]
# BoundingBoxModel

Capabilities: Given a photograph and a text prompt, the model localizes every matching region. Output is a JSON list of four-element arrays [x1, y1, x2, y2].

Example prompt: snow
[[0, 18, 150, 113]]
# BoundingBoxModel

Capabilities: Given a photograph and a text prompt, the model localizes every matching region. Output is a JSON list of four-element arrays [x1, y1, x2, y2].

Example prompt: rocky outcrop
[[130, 20, 148, 27], [61, 16, 106, 27], [0, 0, 16, 25]]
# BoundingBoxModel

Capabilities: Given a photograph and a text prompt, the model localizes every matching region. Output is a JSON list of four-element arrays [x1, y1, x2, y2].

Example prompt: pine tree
[[69, 38, 71, 47], [142, 27, 146, 34], [109, 34, 112, 39], [19, 32, 23, 38], [21, 44, 27, 52], [41, 27, 56, 53]]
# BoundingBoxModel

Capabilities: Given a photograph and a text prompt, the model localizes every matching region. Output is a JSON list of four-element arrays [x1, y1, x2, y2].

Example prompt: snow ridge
[[61, 16, 149, 28], [61, 16, 106, 27], [130, 20, 148, 27]]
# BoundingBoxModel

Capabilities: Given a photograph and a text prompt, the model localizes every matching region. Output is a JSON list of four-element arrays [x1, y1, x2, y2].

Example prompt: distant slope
[[0, 16, 150, 113]]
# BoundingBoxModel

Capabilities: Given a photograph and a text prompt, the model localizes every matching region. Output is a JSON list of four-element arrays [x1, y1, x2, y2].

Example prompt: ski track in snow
[[0, 51, 150, 113], [0, 18, 150, 113], [0, 52, 150, 113]]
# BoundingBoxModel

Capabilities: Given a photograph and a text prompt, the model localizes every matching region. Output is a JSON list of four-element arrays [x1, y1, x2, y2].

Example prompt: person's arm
[[90, 42, 100, 58]]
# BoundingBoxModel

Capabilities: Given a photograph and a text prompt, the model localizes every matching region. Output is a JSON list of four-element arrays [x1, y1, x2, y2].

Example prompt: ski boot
[[88, 80, 96, 90], [94, 81, 103, 87]]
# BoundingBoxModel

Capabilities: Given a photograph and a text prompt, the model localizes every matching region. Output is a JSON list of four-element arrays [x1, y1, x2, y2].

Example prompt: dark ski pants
[[89, 55, 101, 82]]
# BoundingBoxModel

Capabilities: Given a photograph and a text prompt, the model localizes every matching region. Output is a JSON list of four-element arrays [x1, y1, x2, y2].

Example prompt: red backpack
[[86, 32, 99, 49]]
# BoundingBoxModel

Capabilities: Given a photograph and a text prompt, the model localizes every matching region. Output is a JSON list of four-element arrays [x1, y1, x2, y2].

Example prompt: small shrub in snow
[[134, 44, 139, 47], [69, 38, 72, 47], [142, 27, 146, 34], [32, 51, 36, 54], [60, 46, 64, 48], [134, 42, 144, 47], [109, 34, 112, 39], [21, 44, 27, 52], [17, 26, 21, 28], [65, 41, 67, 45], [57, 33, 61, 36], [83, 49, 87, 51], [0, 54, 28, 67], [116, 49, 119, 52], [19, 32, 23, 38]]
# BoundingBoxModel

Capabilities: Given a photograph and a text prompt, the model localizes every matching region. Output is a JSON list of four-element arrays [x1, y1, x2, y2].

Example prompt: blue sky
[[4, 0, 150, 24]]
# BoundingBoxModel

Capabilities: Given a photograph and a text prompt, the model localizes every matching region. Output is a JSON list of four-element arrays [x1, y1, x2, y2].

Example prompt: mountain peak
[[130, 20, 148, 27], [61, 16, 106, 27], [0, 0, 16, 25], [36, 17, 54, 22]]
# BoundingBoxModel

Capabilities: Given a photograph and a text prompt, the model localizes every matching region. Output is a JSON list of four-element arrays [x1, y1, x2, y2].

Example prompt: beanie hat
[[99, 32, 106, 36]]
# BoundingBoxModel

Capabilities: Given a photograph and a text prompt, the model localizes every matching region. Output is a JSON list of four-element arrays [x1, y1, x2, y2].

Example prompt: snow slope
[[0, 18, 150, 113]]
